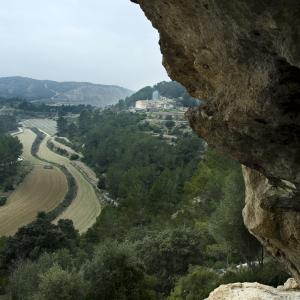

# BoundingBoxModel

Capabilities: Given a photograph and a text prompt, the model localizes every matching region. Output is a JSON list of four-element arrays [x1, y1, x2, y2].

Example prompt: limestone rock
[[277, 278, 300, 291], [205, 282, 300, 300], [132, 0, 300, 282]]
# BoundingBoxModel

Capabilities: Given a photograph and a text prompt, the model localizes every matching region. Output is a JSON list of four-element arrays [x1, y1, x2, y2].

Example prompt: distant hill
[[0, 76, 133, 107], [119, 81, 200, 108]]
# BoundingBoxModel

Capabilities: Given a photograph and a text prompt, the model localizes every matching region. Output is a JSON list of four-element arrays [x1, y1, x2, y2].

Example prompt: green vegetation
[[47, 140, 69, 157], [45, 165, 77, 222], [1, 213, 79, 268], [0, 116, 22, 191], [0, 197, 7, 206], [0, 135, 22, 190], [70, 154, 79, 160], [168, 266, 219, 300], [30, 127, 45, 156], [29, 128, 78, 221], [0, 97, 93, 120], [0, 115, 18, 134], [54, 137, 73, 148], [18, 101, 93, 116], [0, 109, 289, 299]]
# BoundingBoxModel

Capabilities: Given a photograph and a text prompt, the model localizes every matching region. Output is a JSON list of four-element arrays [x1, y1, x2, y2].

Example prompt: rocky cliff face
[[132, 0, 300, 282]]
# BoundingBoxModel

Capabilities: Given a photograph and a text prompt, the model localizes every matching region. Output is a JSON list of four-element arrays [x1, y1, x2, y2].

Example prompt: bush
[[169, 266, 218, 300], [31, 128, 45, 157], [97, 175, 106, 189], [165, 120, 175, 129], [54, 137, 73, 148], [70, 154, 79, 160], [0, 275, 8, 295], [45, 166, 78, 221], [136, 227, 204, 294], [4, 184, 13, 192], [0, 197, 7, 206], [56, 147, 68, 157], [219, 261, 289, 288], [34, 265, 87, 300], [10, 250, 87, 300], [1, 215, 79, 267], [83, 241, 156, 300]]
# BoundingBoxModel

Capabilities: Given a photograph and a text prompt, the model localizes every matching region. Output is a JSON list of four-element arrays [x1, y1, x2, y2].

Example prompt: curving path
[[38, 136, 101, 234], [0, 129, 68, 236]]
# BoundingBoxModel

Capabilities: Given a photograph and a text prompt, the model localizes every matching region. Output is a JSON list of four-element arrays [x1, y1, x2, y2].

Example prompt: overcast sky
[[0, 0, 170, 91]]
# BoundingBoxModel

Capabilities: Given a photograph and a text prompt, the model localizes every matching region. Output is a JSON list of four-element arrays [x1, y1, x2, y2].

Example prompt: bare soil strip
[[0, 129, 68, 236]]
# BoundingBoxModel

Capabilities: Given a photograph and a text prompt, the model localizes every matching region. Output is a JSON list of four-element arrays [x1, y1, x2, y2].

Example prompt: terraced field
[[50, 137, 82, 157], [0, 118, 101, 236], [0, 129, 68, 236], [22, 118, 57, 136], [38, 136, 101, 233]]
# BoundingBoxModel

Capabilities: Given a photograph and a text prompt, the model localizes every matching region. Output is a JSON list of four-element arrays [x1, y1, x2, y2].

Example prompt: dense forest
[[0, 115, 22, 191]]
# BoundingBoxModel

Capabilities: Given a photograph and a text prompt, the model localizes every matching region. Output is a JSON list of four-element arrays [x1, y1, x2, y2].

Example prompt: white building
[[135, 98, 175, 110]]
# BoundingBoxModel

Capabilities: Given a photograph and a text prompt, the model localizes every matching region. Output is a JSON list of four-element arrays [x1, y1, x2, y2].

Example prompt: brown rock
[[132, 0, 300, 282]]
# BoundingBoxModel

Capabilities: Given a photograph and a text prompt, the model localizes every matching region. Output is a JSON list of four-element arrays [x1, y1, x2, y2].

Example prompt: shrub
[[10, 251, 88, 300], [165, 120, 175, 129], [34, 265, 87, 300], [168, 266, 218, 300], [136, 227, 204, 294], [97, 175, 106, 189], [4, 184, 13, 192], [219, 261, 289, 287], [83, 241, 156, 300], [1, 214, 78, 267], [0, 197, 7, 206], [70, 154, 79, 160]]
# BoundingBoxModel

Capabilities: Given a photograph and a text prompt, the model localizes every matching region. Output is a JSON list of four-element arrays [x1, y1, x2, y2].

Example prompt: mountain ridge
[[0, 76, 133, 107]]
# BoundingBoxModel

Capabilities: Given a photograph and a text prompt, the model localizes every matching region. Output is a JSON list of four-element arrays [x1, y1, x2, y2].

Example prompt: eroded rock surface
[[205, 281, 300, 300], [132, 0, 300, 282]]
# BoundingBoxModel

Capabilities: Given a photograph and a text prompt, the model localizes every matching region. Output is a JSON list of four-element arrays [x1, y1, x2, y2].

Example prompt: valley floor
[[38, 135, 101, 233], [0, 120, 101, 236], [0, 129, 67, 236]]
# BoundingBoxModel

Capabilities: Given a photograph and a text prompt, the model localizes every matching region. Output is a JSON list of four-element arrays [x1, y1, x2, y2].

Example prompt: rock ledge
[[206, 280, 300, 300]]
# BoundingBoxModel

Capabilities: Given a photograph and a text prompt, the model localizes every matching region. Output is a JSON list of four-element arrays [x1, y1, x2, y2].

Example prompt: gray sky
[[0, 0, 170, 91]]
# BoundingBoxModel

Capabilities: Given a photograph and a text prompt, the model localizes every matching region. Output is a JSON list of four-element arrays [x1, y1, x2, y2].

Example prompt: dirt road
[[38, 136, 101, 233]]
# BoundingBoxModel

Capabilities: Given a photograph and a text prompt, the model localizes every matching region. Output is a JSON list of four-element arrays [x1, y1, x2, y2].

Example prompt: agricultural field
[[0, 118, 101, 236], [38, 136, 101, 233], [21, 118, 57, 136], [0, 129, 68, 236]]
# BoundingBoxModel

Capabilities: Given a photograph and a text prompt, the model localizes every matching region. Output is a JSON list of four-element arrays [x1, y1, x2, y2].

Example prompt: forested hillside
[[0, 109, 288, 299]]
